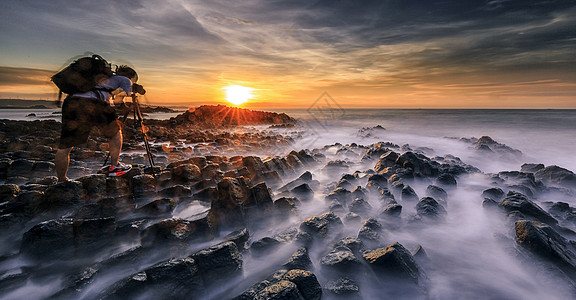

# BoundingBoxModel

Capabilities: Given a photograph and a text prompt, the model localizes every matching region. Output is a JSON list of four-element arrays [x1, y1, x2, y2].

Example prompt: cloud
[[0, 66, 53, 86]]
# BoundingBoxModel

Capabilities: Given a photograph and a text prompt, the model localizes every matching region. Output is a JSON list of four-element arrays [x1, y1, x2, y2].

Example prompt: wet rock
[[77, 174, 107, 202], [396, 151, 440, 177], [190, 241, 243, 285], [344, 212, 362, 223], [140, 217, 211, 249], [426, 185, 447, 204], [515, 220, 576, 278], [207, 177, 250, 230], [548, 202, 571, 217], [172, 163, 201, 183], [283, 248, 313, 271], [482, 187, 505, 201], [325, 187, 352, 206], [323, 160, 349, 174], [321, 246, 363, 273], [358, 218, 384, 245], [325, 277, 360, 297], [374, 151, 400, 173], [499, 192, 557, 225], [20, 218, 75, 259], [136, 198, 175, 216], [351, 186, 367, 200], [73, 217, 117, 253], [159, 185, 192, 200], [401, 185, 419, 202], [380, 203, 402, 218], [521, 163, 545, 174], [291, 183, 314, 202], [497, 171, 541, 196], [40, 180, 85, 213], [436, 173, 457, 188], [131, 174, 157, 198], [281, 269, 322, 300], [416, 197, 447, 219], [300, 212, 343, 238], [2, 190, 43, 219], [334, 236, 365, 254], [362, 242, 420, 283], [254, 280, 304, 300], [194, 186, 217, 202], [6, 159, 34, 178], [225, 228, 250, 251], [482, 198, 500, 209], [274, 197, 299, 215], [411, 245, 429, 263], [349, 198, 372, 215], [534, 165, 576, 189], [251, 237, 282, 257]]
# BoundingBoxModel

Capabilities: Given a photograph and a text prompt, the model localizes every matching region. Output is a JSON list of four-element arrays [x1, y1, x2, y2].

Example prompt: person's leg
[[109, 129, 122, 166], [55, 147, 72, 182]]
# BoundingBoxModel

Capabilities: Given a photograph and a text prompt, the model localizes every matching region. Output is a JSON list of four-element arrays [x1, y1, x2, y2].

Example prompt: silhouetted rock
[[174, 105, 295, 126]]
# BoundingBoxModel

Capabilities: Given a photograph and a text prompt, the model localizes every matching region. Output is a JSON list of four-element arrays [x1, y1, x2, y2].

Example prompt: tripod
[[102, 90, 155, 174]]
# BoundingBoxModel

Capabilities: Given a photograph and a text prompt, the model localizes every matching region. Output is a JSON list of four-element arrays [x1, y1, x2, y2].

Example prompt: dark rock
[[344, 212, 362, 223], [251, 237, 282, 257], [254, 280, 304, 300], [136, 198, 175, 216], [323, 160, 349, 174], [194, 186, 217, 202], [482, 187, 505, 201], [521, 163, 545, 173], [145, 257, 206, 297], [207, 177, 250, 230], [436, 173, 457, 188], [131, 174, 157, 198], [549, 202, 571, 216], [6, 159, 34, 178], [299, 212, 343, 238], [291, 183, 314, 201], [20, 218, 75, 259], [225, 228, 250, 251], [334, 236, 365, 254], [534, 165, 576, 188], [172, 163, 201, 183], [515, 220, 576, 279], [190, 241, 243, 286], [380, 203, 403, 218], [349, 198, 372, 215], [374, 151, 399, 172], [325, 187, 352, 205], [41, 180, 85, 213], [416, 197, 447, 219], [362, 242, 420, 283], [366, 174, 388, 192], [321, 246, 363, 273], [0, 184, 20, 202], [499, 192, 557, 225], [77, 174, 107, 202], [325, 277, 360, 297], [426, 185, 448, 204], [283, 248, 313, 271], [140, 217, 210, 249], [281, 269, 322, 300], [482, 198, 499, 209], [351, 186, 367, 200], [358, 218, 384, 243], [159, 185, 192, 200], [99, 272, 148, 299], [73, 217, 117, 253], [401, 185, 419, 202]]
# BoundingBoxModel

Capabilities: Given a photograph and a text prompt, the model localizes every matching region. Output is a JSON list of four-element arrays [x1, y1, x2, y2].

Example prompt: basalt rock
[[358, 218, 384, 245], [250, 237, 282, 257], [20, 218, 75, 260], [533, 165, 576, 189], [416, 197, 447, 220], [374, 151, 399, 172], [283, 248, 313, 271], [281, 269, 322, 300], [189, 241, 243, 286], [401, 185, 419, 202], [291, 183, 314, 202], [325, 277, 360, 297], [171, 163, 201, 183], [482, 187, 505, 201], [380, 203, 403, 218], [41, 180, 85, 213], [499, 192, 557, 225], [362, 242, 420, 284], [300, 212, 343, 238], [321, 246, 363, 273], [140, 217, 211, 249], [349, 198, 372, 215]]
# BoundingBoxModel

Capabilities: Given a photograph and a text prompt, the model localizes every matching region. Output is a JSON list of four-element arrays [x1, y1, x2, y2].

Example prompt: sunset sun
[[223, 85, 255, 106]]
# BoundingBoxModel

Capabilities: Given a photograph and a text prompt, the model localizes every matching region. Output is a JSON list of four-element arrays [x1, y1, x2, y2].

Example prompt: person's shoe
[[108, 162, 132, 177]]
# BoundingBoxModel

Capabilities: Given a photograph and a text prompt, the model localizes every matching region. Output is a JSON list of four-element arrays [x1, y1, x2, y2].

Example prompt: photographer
[[54, 65, 140, 182]]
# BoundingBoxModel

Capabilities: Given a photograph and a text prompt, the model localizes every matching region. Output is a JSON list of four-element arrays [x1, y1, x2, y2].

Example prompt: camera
[[133, 83, 146, 95]]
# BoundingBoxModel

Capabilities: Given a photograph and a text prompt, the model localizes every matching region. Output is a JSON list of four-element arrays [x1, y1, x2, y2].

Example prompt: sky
[[0, 0, 575, 109]]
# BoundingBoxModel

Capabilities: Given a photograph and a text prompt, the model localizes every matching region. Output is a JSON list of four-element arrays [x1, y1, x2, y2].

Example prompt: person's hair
[[116, 65, 138, 82]]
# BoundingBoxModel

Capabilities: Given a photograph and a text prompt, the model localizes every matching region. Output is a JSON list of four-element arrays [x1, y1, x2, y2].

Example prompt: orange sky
[[1, 1, 575, 109]]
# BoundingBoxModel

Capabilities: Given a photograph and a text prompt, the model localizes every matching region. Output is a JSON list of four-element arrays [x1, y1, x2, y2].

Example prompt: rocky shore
[[1, 107, 576, 299]]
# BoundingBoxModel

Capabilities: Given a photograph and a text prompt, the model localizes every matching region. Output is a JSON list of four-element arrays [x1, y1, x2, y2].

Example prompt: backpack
[[51, 54, 113, 106]]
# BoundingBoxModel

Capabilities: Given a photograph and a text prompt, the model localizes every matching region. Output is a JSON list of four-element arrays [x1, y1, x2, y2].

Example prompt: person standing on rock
[[55, 66, 138, 182]]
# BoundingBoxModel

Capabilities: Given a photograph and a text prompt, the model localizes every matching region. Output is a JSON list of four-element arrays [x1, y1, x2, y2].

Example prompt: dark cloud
[[0, 66, 54, 86]]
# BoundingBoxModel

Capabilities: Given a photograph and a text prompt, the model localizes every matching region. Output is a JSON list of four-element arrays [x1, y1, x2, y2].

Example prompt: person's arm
[[112, 76, 134, 106]]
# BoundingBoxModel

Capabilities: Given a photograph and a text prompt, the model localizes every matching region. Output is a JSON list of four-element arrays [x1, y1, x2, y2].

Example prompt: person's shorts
[[59, 96, 120, 149]]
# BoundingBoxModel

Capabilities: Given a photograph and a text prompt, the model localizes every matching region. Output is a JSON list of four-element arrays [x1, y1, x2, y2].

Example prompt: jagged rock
[[254, 280, 304, 300], [73, 217, 117, 253], [207, 177, 251, 230], [291, 183, 314, 201], [281, 269, 322, 300], [521, 163, 545, 173], [225, 228, 250, 251], [159, 185, 192, 200], [140, 217, 210, 249], [482, 198, 499, 209], [515, 220, 576, 279], [251, 237, 282, 257], [362, 242, 420, 283], [351, 186, 367, 200], [401, 185, 419, 202], [283, 248, 313, 271], [436, 173, 457, 188], [334, 236, 365, 254], [41, 180, 85, 213], [77, 174, 107, 202], [548, 202, 571, 217], [396, 151, 439, 177], [358, 218, 384, 243], [323, 160, 349, 173], [321, 246, 363, 273], [374, 151, 399, 172], [325, 187, 352, 205], [6, 159, 34, 178], [131, 174, 157, 198], [136, 198, 175, 216], [300, 212, 343, 238], [482, 187, 505, 201], [190, 241, 243, 285], [172, 163, 201, 183], [380, 203, 402, 218], [533, 165, 576, 189], [349, 198, 372, 214], [20, 218, 75, 259], [416, 197, 447, 219], [426, 185, 447, 203], [499, 192, 557, 225], [0, 184, 20, 202], [325, 277, 360, 297]]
